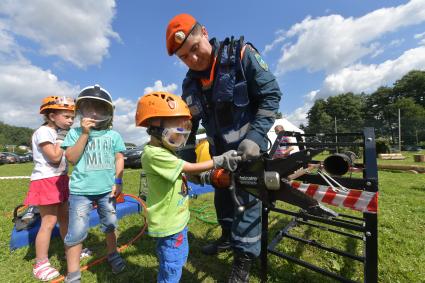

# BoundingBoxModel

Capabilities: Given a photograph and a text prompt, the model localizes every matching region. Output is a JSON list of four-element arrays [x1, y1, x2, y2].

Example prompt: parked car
[[0, 153, 8, 165], [0, 152, 18, 163], [9, 152, 27, 163], [123, 146, 144, 169], [23, 152, 33, 162], [401, 145, 422, 152]]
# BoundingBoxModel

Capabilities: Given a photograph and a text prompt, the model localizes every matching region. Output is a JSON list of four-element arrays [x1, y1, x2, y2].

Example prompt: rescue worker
[[166, 14, 281, 282]]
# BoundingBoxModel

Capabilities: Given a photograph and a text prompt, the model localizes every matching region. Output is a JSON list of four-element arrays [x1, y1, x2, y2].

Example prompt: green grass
[[0, 163, 424, 282]]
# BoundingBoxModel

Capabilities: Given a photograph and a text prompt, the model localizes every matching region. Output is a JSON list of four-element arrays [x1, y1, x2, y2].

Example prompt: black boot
[[201, 229, 231, 255], [227, 252, 252, 283]]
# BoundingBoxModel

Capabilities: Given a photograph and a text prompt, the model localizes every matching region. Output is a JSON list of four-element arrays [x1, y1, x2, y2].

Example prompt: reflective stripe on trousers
[[214, 186, 262, 258], [231, 188, 262, 257]]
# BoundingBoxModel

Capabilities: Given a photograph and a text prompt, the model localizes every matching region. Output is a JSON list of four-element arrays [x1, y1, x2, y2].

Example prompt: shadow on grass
[[259, 213, 361, 283], [18, 209, 362, 282], [340, 236, 361, 280], [408, 185, 425, 192]]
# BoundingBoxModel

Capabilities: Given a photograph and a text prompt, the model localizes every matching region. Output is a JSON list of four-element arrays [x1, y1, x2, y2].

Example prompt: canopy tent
[[267, 118, 304, 144]]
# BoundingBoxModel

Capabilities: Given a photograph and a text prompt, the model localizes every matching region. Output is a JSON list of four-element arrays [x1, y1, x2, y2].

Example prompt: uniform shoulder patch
[[254, 52, 269, 71]]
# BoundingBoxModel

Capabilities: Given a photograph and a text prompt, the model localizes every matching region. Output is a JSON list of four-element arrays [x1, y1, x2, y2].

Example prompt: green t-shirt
[[141, 144, 189, 237], [61, 127, 126, 195]]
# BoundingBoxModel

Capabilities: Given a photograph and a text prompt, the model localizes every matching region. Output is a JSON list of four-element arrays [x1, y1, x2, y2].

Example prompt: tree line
[[0, 122, 34, 149], [302, 70, 425, 146]]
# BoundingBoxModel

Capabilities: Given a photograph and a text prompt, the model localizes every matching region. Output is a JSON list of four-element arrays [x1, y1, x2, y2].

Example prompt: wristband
[[114, 178, 123, 185]]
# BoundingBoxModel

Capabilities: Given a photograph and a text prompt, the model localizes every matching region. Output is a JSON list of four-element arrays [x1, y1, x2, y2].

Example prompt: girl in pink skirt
[[24, 96, 75, 281]]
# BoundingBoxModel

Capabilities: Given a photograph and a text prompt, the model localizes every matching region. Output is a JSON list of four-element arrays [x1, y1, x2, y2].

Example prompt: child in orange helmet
[[135, 92, 240, 282], [23, 96, 75, 281]]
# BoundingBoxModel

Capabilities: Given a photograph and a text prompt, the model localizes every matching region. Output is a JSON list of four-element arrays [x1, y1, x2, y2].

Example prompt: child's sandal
[[33, 259, 60, 281]]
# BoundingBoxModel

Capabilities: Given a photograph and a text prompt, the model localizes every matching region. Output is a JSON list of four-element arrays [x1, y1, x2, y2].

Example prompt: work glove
[[237, 139, 260, 161], [212, 150, 242, 172], [56, 129, 69, 142]]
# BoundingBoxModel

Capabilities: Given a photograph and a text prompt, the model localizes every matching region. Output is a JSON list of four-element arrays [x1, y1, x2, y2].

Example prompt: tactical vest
[[183, 37, 256, 155]]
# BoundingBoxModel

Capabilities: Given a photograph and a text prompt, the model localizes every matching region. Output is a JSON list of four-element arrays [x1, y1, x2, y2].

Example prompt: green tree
[[305, 94, 364, 133], [305, 99, 333, 133], [363, 87, 395, 138], [393, 70, 425, 107], [0, 121, 34, 147], [389, 98, 425, 145], [325, 93, 365, 133]]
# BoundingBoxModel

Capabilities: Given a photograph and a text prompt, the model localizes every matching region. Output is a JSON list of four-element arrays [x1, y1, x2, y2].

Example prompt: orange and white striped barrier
[[289, 181, 378, 213]]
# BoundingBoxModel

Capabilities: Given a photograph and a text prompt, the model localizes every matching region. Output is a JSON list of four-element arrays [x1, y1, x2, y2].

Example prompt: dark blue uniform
[[181, 37, 282, 257]]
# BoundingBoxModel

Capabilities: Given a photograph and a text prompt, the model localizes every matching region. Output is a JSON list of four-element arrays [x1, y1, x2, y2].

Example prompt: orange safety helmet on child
[[39, 96, 75, 114], [135, 92, 191, 127]]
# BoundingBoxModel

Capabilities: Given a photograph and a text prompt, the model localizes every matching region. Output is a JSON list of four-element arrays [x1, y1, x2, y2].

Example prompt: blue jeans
[[64, 192, 117, 247], [156, 226, 189, 283]]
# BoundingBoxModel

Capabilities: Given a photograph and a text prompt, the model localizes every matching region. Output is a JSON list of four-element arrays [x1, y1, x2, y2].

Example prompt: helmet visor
[[77, 99, 112, 121], [162, 120, 192, 149]]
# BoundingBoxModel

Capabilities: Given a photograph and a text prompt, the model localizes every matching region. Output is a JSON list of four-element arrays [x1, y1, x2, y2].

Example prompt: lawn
[[0, 161, 424, 282]]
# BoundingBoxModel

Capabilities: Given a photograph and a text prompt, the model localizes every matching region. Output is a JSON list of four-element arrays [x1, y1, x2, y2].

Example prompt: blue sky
[[0, 0, 424, 144]]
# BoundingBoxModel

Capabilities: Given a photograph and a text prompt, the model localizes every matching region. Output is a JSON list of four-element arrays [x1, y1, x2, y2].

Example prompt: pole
[[334, 117, 338, 153], [398, 108, 401, 152], [416, 129, 418, 145]]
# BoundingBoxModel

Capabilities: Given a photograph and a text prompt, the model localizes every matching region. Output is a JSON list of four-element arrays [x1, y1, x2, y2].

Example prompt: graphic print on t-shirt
[[85, 136, 114, 171]]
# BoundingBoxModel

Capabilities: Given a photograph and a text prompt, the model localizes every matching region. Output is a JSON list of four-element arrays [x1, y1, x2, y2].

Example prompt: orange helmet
[[40, 96, 75, 114], [135, 92, 191, 127]]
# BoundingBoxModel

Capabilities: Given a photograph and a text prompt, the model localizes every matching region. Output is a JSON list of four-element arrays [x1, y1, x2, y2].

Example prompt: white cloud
[[0, 1, 122, 134], [0, 1, 148, 146], [389, 38, 405, 47], [113, 97, 149, 145], [285, 45, 425, 126], [143, 80, 178, 94], [109, 80, 180, 144], [285, 104, 311, 128], [263, 29, 286, 55], [321, 46, 425, 95], [414, 31, 425, 45], [0, 63, 78, 128], [267, 0, 425, 74], [0, 0, 119, 68], [284, 90, 318, 127]]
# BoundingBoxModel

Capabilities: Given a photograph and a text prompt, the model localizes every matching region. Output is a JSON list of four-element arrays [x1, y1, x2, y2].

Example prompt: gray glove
[[237, 139, 260, 161], [212, 150, 242, 172], [56, 129, 69, 142]]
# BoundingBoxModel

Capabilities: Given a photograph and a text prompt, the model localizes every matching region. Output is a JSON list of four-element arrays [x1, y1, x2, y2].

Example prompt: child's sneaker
[[32, 259, 60, 281], [107, 251, 126, 274], [80, 247, 93, 260], [64, 247, 93, 261], [21, 206, 36, 223], [64, 271, 81, 283]]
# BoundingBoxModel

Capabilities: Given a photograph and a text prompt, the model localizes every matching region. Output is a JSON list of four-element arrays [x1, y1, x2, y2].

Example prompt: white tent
[[267, 118, 304, 144]]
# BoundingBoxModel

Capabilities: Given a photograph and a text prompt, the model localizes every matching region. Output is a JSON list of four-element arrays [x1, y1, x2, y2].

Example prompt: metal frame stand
[[260, 128, 378, 283]]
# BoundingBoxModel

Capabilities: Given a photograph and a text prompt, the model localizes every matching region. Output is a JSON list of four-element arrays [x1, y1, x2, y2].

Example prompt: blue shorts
[[156, 226, 189, 283], [64, 192, 117, 247]]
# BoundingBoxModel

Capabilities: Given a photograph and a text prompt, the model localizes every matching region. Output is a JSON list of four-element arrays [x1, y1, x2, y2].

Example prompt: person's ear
[[48, 112, 56, 122], [201, 26, 208, 39]]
